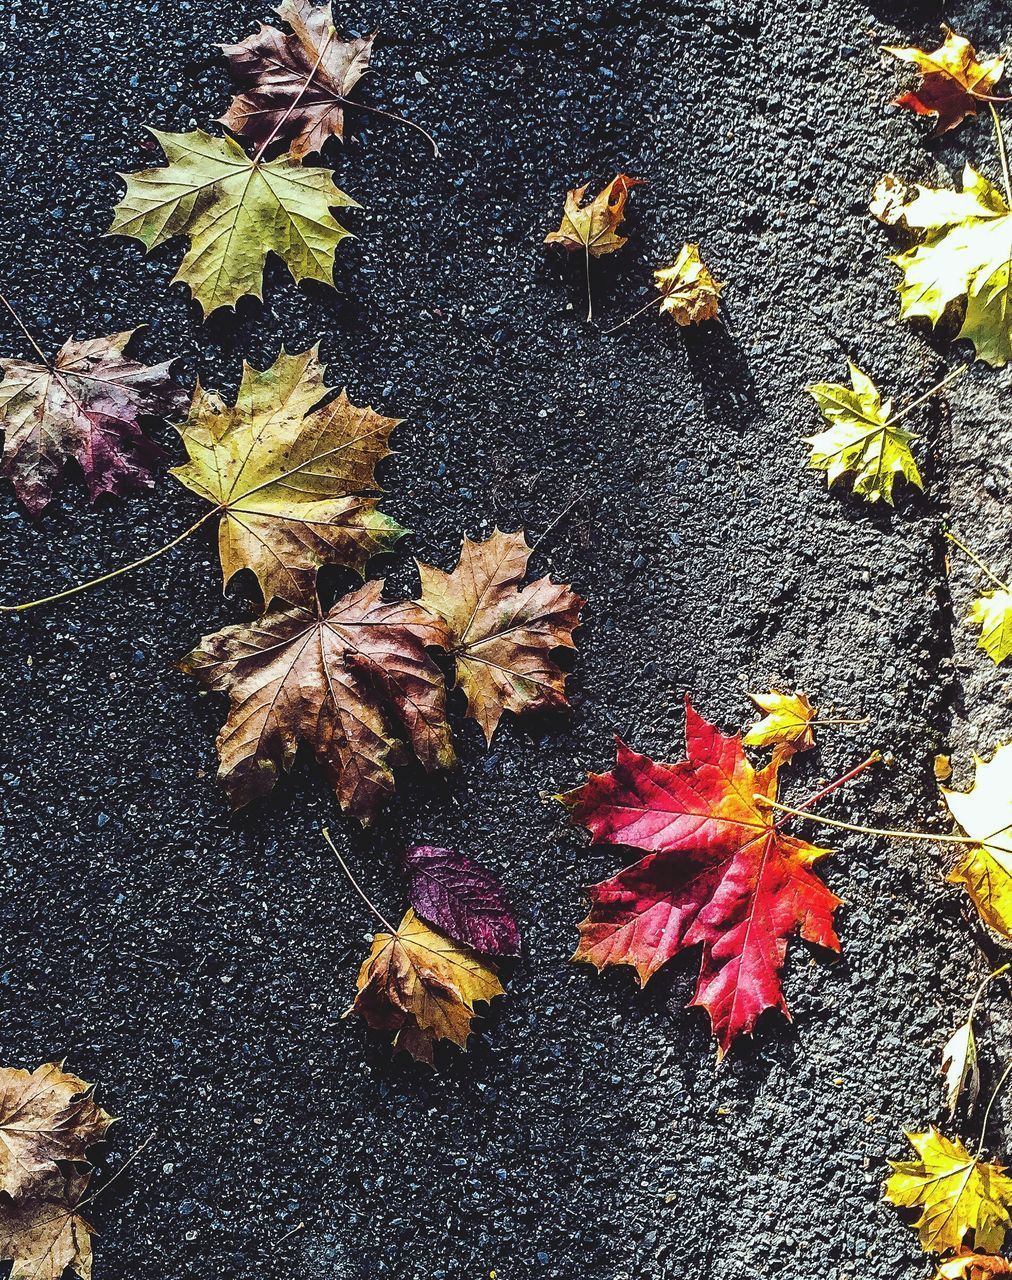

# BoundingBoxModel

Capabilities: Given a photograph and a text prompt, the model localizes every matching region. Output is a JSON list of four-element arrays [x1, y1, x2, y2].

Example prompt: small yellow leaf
[[942, 1019, 980, 1117], [806, 362, 921, 504], [969, 590, 1012, 665], [743, 690, 817, 752], [885, 1127, 1012, 1255], [943, 744, 1012, 939], [654, 244, 724, 326]]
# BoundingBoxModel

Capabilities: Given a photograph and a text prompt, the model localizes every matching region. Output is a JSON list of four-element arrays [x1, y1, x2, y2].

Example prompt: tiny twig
[[946, 531, 1010, 592], [322, 826, 397, 934], [273, 1222, 306, 1250], [530, 491, 589, 555], [76, 1131, 157, 1210], [602, 295, 664, 336], [773, 753, 881, 830]]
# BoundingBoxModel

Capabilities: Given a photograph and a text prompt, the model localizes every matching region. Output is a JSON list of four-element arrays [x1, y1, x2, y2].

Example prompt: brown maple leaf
[[885, 25, 1004, 135], [350, 908, 504, 1064], [0, 1063, 112, 1200], [0, 329, 185, 515], [0, 1170, 94, 1280], [416, 529, 584, 744], [544, 174, 642, 319], [221, 0, 375, 159], [181, 580, 455, 821]]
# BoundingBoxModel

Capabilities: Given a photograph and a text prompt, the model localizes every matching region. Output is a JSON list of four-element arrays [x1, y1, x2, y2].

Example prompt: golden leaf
[[743, 690, 817, 752], [885, 25, 1003, 135], [943, 744, 1012, 939], [969, 590, 1012, 665], [654, 243, 724, 325]]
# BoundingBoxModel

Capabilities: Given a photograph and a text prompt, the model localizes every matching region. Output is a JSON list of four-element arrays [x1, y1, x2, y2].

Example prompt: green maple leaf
[[805, 361, 922, 504], [108, 129, 358, 317], [872, 166, 1012, 367]]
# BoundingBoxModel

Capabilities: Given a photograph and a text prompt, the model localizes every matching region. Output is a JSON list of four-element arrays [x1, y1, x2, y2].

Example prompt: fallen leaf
[[654, 243, 724, 325], [885, 1127, 1012, 1255], [0, 329, 185, 515], [561, 700, 840, 1054], [942, 744, 1012, 939], [108, 128, 357, 317], [0, 1063, 112, 1200], [403, 844, 521, 956], [743, 690, 817, 753], [942, 1019, 980, 1118], [350, 908, 504, 1063], [937, 1252, 1012, 1279], [180, 580, 455, 822], [221, 1, 375, 159], [936, 754, 953, 782], [806, 361, 921, 504], [969, 590, 1012, 665], [416, 529, 584, 744], [0, 1170, 94, 1280], [886, 25, 1003, 135], [544, 174, 642, 319], [871, 168, 1012, 367], [171, 347, 404, 608]]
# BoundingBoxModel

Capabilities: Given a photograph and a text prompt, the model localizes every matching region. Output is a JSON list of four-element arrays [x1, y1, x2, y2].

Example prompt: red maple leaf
[[561, 700, 840, 1055]]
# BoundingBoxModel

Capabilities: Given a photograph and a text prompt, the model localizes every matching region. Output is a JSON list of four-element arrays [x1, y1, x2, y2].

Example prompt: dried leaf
[[221, 1, 375, 159], [654, 243, 724, 325], [181, 581, 454, 822], [886, 25, 1003, 135], [937, 1252, 1012, 1279], [403, 844, 520, 956], [109, 129, 357, 317], [0, 329, 184, 515], [942, 1019, 980, 1117], [350, 908, 504, 1063], [885, 1127, 1012, 1255], [743, 690, 817, 753], [969, 590, 1012, 665], [416, 529, 584, 744], [171, 347, 403, 608], [0, 1170, 94, 1280], [544, 174, 642, 258], [806, 362, 921, 504], [0, 1063, 112, 1200], [561, 700, 840, 1054], [871, 168, 1012, 367], [942, 744, 1012, 939]]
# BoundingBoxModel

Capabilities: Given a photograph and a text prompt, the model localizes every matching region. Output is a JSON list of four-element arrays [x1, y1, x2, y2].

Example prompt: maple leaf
[[654, 243, 724, 325], [561, 700, 840, 1054], [942, 744, 1012, 940], [885, 1127, 1012, 1255], [221, 1, 375, 160], [350, 908, 504, 1063], [544, 174, 642, 319], [969, 590, 1012, 665], [416, 529, 584, 744], [743, 690, 817, 753], [0, 1063, 112, 1200], [806, 362, 922, 504], [108, 128, 357, 317], [938, 1252, 1012, 1280], [0, 1170, 94, 1280], [402, 844, 521, 956], [0, 329, 185, 515], [181, 580, 455, 822], [885, 25, 1004, 135], [171, 347, 404, 609], [871, 167, 1012, 367]]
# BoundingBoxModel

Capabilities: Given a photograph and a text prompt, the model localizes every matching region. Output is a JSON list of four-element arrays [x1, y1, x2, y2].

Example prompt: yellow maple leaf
[[969, 590, 1012, 665], [943, 744, 1012, 939], [806, 362, 922, 504], [350, 909, 504, 1064], [871, 167, 1012, 367], [171, 347, 404, 608], [109, 129, 358, 317], [743, 690, 817, 752], [654, 243, 724, 325], [544, 174, 642, 319], [885, 25, 1004, 135], [885, 1127, 1012, 1255]]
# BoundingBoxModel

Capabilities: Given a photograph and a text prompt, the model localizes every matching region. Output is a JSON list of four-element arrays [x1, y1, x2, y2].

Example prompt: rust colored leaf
[[544, 174, 642, 258], [0, 1170, 94, 1280], [350, 908, 504, 1064], [886, 25, 1003, 135], [0, 1063, 112, 1201], [221, 1, 375, 159], [938, 1253, 1012, 1280], [181, 580, 455, 822], [416, 529, 584, 744], [0, 329, 184, 515], [561, 700, 840, 1055]]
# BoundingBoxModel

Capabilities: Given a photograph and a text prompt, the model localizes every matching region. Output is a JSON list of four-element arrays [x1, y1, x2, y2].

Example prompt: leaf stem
[[977, 1059, 1012, 1158], [772, 752, 881, 830], [252, 30, 335, 164], [810, 717, 871, 728], [602, 295, 665, 336], [584, 242, 593, 322], [0, 290, 53, 367], [322, 826, 397, 934], [887, 362, 970, 428], [991, 103, 1012, 205], [760, 797, 993, 845], [946, 531, 1010, 592], [76, 1131, 157, 1210], [335, 96, 440, 157], [968, 963, 1010, 1025], [0, 507, 219, 613]]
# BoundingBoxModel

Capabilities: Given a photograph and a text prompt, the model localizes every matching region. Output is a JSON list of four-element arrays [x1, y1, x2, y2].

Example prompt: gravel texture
[[2, 0, 1012, 1277]]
